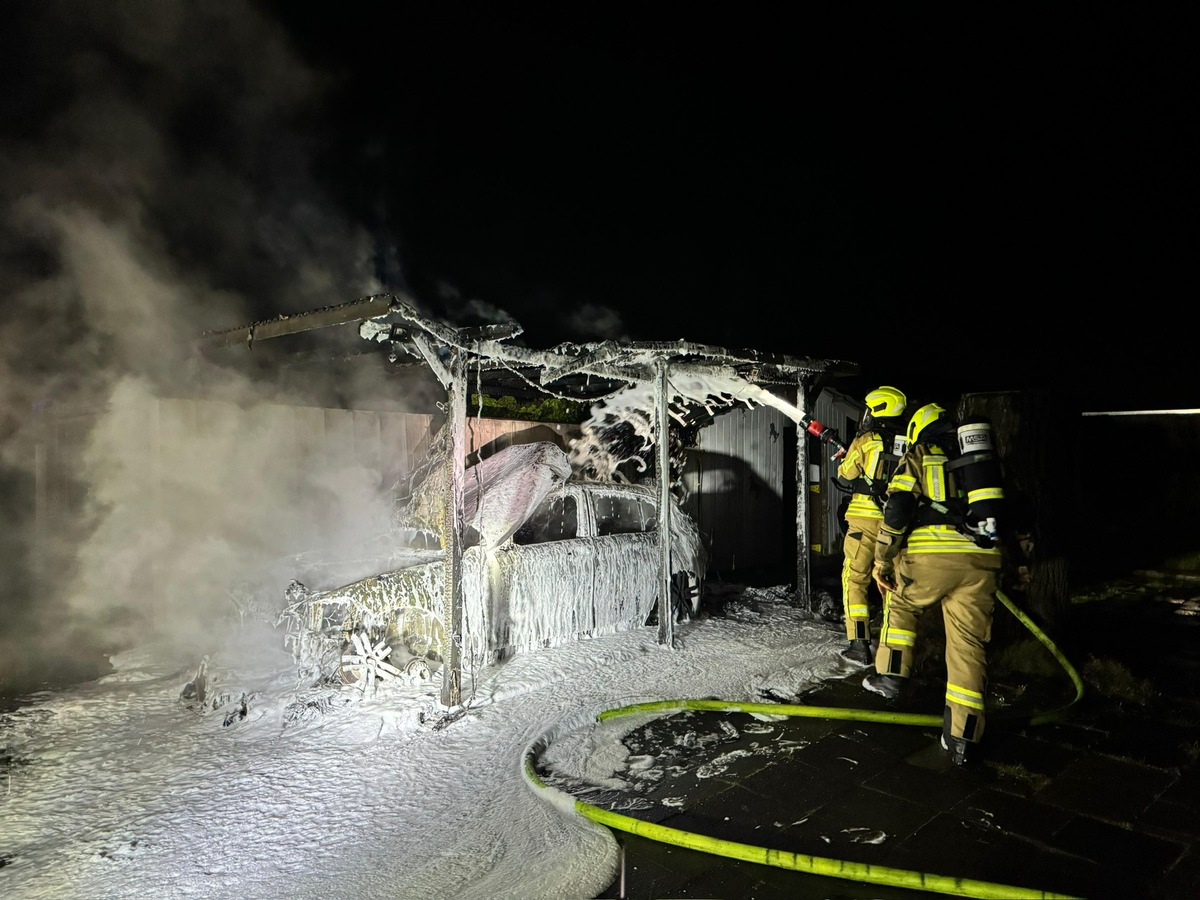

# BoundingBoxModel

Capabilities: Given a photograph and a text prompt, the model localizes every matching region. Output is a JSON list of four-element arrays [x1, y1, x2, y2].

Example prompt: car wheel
[[338, 629, 404, 694]]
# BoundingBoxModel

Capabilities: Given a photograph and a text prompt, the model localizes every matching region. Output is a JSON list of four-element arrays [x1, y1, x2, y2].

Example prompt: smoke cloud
[[0, 2, 419, 694]]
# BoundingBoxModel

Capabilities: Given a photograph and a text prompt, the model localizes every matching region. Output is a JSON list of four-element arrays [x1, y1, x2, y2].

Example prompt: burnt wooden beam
[[202, 295, 397, 348]]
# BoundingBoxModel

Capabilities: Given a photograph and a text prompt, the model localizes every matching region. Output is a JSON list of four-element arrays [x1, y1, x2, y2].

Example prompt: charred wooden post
[[440, 353, 466, 707], [795, 382, 813, 610], [655, 359, 674, 648]]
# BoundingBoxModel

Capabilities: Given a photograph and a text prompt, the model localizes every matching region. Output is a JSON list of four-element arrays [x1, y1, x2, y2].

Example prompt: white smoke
[[0, 2, 413, 693]]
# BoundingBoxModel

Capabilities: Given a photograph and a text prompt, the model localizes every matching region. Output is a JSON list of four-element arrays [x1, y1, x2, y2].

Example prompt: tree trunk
[[956, 391, 1076, 628]]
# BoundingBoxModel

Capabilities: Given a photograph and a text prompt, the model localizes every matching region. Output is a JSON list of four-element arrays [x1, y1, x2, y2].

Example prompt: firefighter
[[834, 386, 908, 664], [863, 402, 1006, 766]]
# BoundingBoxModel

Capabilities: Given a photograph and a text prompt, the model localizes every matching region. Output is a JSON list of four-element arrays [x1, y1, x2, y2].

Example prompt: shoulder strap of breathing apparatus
[[850, 423, 909, 508]]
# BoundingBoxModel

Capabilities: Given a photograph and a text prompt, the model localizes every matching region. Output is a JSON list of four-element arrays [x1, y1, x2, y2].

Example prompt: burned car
[[280, 441, 707, 686]]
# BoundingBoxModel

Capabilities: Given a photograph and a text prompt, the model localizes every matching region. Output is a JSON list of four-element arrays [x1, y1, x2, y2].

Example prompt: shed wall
[[681, 404, 789, 578]]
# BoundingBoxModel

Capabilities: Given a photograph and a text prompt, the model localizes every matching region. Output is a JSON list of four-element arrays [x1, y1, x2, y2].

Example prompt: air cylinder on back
[[950, 420, 1006, 544]]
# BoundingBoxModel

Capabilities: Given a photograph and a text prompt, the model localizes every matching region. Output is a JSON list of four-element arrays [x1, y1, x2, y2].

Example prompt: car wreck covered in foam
[[279, 440, 706, 689]]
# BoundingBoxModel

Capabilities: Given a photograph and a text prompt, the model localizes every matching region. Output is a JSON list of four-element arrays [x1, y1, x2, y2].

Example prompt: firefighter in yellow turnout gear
[[835, 386, 908, 665], [863, 403, 1006, 766]]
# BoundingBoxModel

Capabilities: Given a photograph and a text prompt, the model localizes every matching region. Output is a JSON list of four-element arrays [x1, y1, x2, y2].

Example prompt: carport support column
[[795, 381, 813, 611], [440, 352, 466, 708], [655, 359, 674, 648]]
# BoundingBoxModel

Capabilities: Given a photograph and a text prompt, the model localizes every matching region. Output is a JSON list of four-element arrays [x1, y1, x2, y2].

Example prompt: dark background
[[5, 4, 1195, 411], [262, 4, 1199, 412]]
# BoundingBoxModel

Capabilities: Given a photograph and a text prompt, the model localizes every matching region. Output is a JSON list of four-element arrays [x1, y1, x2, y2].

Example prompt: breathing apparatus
[[904, 404, 1007, 547], [947, 418, 1006, 546]]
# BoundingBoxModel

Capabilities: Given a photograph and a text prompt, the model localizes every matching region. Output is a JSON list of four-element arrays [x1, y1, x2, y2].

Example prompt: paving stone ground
[[563, 577, 1200, 900]]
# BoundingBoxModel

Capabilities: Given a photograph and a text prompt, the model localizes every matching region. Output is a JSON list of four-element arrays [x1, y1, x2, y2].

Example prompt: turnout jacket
[[874, 441, 1003, 567], [836, 430, 898, 520]]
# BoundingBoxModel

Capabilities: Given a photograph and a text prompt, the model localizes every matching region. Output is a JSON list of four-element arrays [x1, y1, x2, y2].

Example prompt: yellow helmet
[[906, 402, 949, 444], [864, 386, 907, 419]]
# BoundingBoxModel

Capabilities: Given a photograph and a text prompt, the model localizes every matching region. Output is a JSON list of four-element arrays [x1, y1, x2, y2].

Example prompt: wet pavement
[[561, 578, 1200, 899]]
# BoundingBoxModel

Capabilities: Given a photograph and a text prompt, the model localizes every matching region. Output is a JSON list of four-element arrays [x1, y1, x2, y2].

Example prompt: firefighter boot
[[862, 673, 905, 700], [842, 639, 873, 665], [941, 706, 972, 765]]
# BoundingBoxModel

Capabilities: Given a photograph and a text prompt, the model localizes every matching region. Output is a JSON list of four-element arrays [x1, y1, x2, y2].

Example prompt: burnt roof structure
[[202, 292, 858, 409]]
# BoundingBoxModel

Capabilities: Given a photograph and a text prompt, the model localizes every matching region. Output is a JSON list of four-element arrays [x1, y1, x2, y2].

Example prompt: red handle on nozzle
[[804, 418, 848, 460]]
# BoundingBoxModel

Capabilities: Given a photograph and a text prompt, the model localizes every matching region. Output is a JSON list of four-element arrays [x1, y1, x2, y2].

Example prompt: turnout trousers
[[840, 516, 882, 642], [875, 551, 1000, 743]]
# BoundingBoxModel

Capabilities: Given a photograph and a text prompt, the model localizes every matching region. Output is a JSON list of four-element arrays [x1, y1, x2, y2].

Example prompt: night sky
[[5, 4, 1198, 412], [266, 5, 1199, 411]]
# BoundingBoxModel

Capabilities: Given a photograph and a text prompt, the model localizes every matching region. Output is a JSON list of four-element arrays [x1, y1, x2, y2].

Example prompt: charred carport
[[203, 292, 859, 706]]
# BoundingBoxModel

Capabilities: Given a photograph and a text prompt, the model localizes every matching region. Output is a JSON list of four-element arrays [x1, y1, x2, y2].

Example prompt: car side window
[[593, 495, 655, 537], [514, 494, 579, 545]]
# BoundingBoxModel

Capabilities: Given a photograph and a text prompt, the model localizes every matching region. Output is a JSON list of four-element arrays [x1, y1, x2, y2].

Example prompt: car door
[[492, 486, 596, 655], [588, 487, 660, 632]]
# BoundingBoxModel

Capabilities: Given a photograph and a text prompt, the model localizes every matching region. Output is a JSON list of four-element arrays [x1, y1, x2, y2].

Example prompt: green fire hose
[[523, 590, 1086, 899]]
